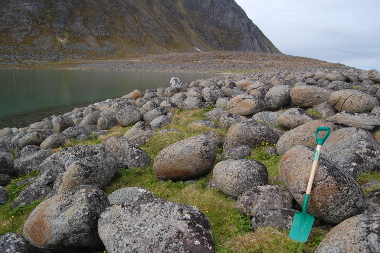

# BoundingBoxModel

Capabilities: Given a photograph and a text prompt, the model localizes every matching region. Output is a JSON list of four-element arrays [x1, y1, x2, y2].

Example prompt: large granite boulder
[[279, 145, 365, 224], [108, 187, 155, 205], [17, 129, 53, 148], [329, 89, 379, 113], [115, 105, 142, 127], [0, 152, 14, 176], [223, 121, 283, 151], [98, 198, 214, 253], [13, 148, 52, 176], [315, 212, 380, 253], [227, 94, 267, 116], [40, 133, 69, 149], [213, 159, 268, 199], [276, 108, 315, 130], [276, 119, 336, 155], [322, 127, 380, 178], [328, 111, 380, 130], [264, 85, 291, 110], [290, 85, 332, 107], [237, 185, 293, 217], [153, 134, 217, 181], [104, 136, 150, 169], [52, 115, 74, 133], [23, 185, 109, 252]]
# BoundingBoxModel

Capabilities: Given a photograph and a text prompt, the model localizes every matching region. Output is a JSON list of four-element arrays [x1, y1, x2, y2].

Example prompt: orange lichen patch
[[309, 176, 342, 213], [23, 201, 52, 247]]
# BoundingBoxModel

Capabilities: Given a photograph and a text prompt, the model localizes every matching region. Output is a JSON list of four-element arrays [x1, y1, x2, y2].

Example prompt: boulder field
[[1, 67, 380, 252]]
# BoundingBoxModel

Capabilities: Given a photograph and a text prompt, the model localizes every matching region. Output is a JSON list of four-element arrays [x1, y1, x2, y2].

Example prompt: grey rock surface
[[108, 187, 155, 205], [0, 232, 30, 253], [213, 159, 268, 198], [290, 85, 332, 107], [276, 108, 315, 130], [98, 198, 214, 253], [329, 89, 379, 113]]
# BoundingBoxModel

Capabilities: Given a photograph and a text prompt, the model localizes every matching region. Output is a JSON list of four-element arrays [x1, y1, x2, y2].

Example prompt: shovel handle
[[315, 127, 330, 145], [306, 127, 331, 195]]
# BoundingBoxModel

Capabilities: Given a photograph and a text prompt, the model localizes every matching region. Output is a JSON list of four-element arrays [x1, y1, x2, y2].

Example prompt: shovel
[[289, 127, 331, 243]]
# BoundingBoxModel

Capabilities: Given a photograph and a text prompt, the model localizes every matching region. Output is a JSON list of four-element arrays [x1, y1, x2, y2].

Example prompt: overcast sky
[[235, 0, 380, 70]]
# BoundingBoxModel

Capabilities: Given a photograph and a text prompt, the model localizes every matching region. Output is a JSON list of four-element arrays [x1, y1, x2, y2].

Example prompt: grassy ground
[[1, 106, 379, 252]]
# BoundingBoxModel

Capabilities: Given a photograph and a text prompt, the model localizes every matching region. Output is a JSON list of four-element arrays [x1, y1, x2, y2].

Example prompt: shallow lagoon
[[0, 69, 220, 128]]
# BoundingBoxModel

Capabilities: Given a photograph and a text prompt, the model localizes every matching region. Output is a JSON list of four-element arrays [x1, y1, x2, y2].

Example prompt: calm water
[[0, 69, 219, 128]]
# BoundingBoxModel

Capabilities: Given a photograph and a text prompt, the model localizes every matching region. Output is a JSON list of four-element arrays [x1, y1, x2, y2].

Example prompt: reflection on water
[[0, 69, 219, 128]]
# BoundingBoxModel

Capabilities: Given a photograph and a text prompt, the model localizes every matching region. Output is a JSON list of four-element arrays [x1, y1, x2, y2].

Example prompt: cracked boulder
[[329, 89, 379, 113], [279, 145, 365, 224]]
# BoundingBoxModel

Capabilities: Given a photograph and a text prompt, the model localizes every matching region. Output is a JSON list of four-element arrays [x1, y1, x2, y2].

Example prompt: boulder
[[264, 85, 291, 110], [0, 186, 8, 205], [40, 133, 69, 149], [153, 134, 216, 181], [97, 115, 118, 130], [56, 152, 119, 194], [369, 69, 380, 83], [12, 145, 105, 208], [202, 86, 225, 103], [0, 152, 14, 175], [23, 185, 109, 252], [213, 159, 268, 198], [17, 129, 53, 148], [329, 89, 379, 113], [108, 187, 155, 205], [61, 126, 92, 139], [223, 122, 283, 151], [170, 77, 188, 92], [276, 119, 336, 155], [277, 108, 315, 130], [0, 232, 30, 252], [252, 111, 283, 125], [150, 115, 171, 129], [182, 96, 203, 110], [322, 127, 380, 178], [0, 174, 11, 186], [365, 189, 380, 213], [221, 145, 251, 160], [279, 145, 365, 224], [98, 198, 214, 253], [290, 85, 333, 107], [79, 110, 101, 127], [328, 111, 380, 130], [237, 185, 293, 217], [123, 89, 143, 99], [13, 149, 52, 176], [115, 105, 142, 127], [311, 102, 337, 117], [252, 208, 295, 231], [325, 72, 347, 82], [219, 113, 248, 129], [52, 115, 74, 133], [227, 94, 267, 116], [104, 136, 150, 169], [315, 213, 380, 253], [124, 121, 154, 140]]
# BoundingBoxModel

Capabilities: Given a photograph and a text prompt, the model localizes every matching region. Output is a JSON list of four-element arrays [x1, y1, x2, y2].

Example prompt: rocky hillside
[[0, 0, 280, 61]]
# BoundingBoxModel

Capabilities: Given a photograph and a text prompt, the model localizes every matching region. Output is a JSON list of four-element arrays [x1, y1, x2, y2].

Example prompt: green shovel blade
[[289, 194, 314, 243]]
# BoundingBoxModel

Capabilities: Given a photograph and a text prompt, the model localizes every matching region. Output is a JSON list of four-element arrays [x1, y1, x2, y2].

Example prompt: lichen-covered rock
[[237, 185, 293, 217], [17, 129, 53, 148], [252, 111, 283, 125], [328, 111, 380, 130], [213, 159, 268, 198], [290, 85, 333, 108], [202, 86, 225, 103], [13, 148, 52, 176], [150, 115, 172, 129], [56, 152, 119, 194], [0, 174, 11, 186], [329, 89, 379, 113], [265, 85, 291, 110], [98, 198, 214, 253], [188, 120, 216, 129], [315, 213, 380, 253], [369, 69, 380, 83], [279, 145, 365, 224], [0, 186, 8, 205], [276, 119, 336, 155], [97, 115, 118, 130], [221, 145, 251, 160], [365, 189, 380, 213], [276, 108, 315, 130], [115, 105, 142, 127], [219, 113, 248, 128], [124, 121, 154, 141], [227, 94, 267, 116], [78, 110, 101, 127], [23, 185, 109, 252], [153, 134, 216, 181], [252, 208, 295, 231], [52, 115, 74, 133], [312, 102, 337, 117], [108, 187, 155, 205], [40, 133, 69, 149], [182, 96, 203, 110], [0, 232, 30, 253], [322, 127, 380, 178], [104, 136, 150, 169], [0, 152, 14, 176], [223, 121, 283, 151]]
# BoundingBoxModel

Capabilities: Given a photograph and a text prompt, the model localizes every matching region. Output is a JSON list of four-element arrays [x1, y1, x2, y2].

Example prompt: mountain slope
[[0, 0, 280, 61]]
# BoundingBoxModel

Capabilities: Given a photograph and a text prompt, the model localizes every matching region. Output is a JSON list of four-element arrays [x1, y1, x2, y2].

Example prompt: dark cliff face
[[0, 0, 280, 60]]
